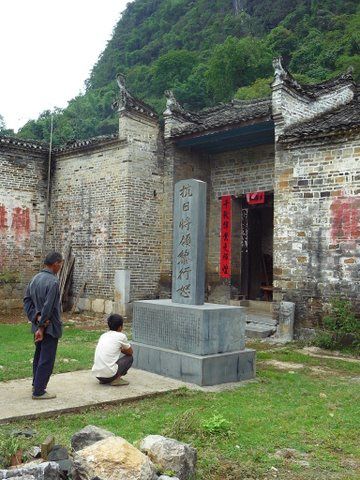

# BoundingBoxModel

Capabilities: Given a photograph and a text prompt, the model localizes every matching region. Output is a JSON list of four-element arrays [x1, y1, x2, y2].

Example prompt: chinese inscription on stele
[[172, 179, 206, 305]]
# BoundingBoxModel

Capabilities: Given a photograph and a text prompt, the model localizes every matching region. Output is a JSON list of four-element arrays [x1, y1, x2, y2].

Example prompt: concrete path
[[0, 369, 186, 424]]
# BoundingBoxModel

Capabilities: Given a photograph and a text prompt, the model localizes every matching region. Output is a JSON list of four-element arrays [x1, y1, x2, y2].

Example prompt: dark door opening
[[240, 194, 273, 301]]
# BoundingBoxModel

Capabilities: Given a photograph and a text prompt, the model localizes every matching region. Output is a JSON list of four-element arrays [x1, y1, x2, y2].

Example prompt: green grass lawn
[[0, 323, 102, 381], [0, 325, 359, 479]]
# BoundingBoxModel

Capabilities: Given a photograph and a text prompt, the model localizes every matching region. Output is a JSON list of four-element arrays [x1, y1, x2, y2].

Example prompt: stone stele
[[172, 178, 206, 305], [132, 179, 255, 386]]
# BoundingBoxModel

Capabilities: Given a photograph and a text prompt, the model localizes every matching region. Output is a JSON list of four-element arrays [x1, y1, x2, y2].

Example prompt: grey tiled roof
[[54, 134, 120, 153], [280, 88, 360, 142], [282, 70, 355, 99], [170, 98, 272, 137], [0, 135, 48, 152]]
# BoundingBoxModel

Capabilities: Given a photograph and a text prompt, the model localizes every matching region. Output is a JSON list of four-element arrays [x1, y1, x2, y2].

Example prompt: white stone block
[[92, 298, 105, 314], [77, 297, 91, 311], [104, 300, 114, 315], [114, 270, 130, 305]]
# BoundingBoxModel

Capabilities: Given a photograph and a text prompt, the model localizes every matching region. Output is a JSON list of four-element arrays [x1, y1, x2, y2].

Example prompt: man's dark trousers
[[33, 334, 58, 396]]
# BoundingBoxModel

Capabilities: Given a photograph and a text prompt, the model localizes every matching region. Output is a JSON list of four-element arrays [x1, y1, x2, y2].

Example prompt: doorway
[[240, 193, 273, 300]]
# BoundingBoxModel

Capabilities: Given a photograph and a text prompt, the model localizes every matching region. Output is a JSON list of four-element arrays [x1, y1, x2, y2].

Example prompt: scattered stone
[[0, 461, 60, 480], [10, 430, 36, 439], [140, 435, 197, 480], [295, 460, 310, 467], [40, 436, 55, 460], [158, 477, 180, 480], [71, 425, 114, 452], [73, 436, 157, 480], [349, 376, 360, 383], [47, 446, 73, 475], [26, 448, 41, 459]]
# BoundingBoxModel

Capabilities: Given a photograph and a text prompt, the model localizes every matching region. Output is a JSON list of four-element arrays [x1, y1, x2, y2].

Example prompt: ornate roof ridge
[[112, 73, 158, 120]]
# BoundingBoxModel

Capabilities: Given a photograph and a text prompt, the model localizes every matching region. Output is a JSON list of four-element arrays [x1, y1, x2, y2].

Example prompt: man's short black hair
[[44, 251, 63, 265], [107, 314, 124, 331]]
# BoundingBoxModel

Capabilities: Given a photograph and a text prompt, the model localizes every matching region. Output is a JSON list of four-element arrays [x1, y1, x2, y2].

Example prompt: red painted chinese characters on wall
[[12, 207, 30, 234], [220, 195, 232, 279], [331, 196, 359, 242], [0, 205, 7, 230]]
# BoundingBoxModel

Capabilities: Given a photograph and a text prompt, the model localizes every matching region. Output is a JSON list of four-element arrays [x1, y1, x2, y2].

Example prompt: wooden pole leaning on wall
[[42, 114, 54, 257], [58, 244, 75, 310]]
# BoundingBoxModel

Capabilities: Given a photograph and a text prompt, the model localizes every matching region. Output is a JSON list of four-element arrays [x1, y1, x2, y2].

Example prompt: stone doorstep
[[245, 323, 276, 338], [246, 311, 278, 326]]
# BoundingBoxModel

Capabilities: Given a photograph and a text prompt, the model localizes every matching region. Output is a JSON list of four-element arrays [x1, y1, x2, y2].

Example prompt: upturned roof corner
[[271, 56, 356, 99], [112, 73, 158, 120]]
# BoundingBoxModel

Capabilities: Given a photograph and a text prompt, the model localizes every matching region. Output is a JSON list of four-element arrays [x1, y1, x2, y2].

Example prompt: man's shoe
[[110, 377, 129, 386], [32, 391, 57, 400]]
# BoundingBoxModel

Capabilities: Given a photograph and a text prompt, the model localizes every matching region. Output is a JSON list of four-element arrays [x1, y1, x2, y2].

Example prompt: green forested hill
[[11, 0, 360, 144]]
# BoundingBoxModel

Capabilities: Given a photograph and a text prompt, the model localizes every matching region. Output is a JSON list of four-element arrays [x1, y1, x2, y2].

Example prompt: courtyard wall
[[274, 133, 360, 330], [0, 138, 47, 311]]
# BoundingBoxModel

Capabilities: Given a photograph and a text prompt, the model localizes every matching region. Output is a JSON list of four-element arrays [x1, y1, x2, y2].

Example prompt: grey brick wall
[[0, 144, 47, 310], [274, 135, 360, 328]]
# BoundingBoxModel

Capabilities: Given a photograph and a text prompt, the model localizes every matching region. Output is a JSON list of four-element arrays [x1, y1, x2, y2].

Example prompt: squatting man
[[24, 251, 133, 399]]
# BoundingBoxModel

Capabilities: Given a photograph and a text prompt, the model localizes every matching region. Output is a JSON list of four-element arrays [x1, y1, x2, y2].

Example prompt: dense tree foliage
[[15, 0, 360, 144], [0, 114, 14, 136]]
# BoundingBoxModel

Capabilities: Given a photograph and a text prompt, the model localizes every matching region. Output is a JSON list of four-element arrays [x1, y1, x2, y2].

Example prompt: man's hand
[[35, 327, 45, 343], [121, 346, 133, 356], [36, 314, 50, 328]]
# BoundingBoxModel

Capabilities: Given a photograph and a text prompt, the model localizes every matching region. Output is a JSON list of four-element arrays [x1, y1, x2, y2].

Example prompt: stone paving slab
[[0, 369, 186, 424]]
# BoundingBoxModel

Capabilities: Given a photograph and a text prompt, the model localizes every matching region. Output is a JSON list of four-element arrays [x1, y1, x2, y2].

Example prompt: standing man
[[24, 251, 63, 399]]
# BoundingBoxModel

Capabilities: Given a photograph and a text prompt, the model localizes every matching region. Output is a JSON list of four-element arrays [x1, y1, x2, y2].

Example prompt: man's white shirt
[[92, 330, 131, 378]]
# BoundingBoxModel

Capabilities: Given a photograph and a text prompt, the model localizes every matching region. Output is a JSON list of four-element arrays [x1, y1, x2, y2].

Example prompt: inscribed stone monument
[[172, 179, 206, 305], [132, 179, 255, 386]]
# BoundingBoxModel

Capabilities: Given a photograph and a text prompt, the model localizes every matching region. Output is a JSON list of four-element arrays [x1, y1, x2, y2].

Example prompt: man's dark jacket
[[24, 269, 63, 339]]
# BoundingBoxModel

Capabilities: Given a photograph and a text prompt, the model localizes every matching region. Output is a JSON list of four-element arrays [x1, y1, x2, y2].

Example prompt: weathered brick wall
[[0, 141, 47, 310], [118, 112, 164, 302], [49, 139, 128, 310], [49, 113, 164, 312], [273, 134, 360, 329], [208, 145, 275, 289]]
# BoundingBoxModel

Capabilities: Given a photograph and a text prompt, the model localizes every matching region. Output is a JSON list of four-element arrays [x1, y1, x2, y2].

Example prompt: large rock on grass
[[140, 435, 196, 480], [73, 436, 157, 480], [71, 425, 114, 451]]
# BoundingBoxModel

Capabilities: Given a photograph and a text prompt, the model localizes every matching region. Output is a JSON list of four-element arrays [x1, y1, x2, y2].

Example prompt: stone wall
[[273, 133, 360, 329], [49, 112, 164, 314], [117, 112, 164, 303], [0, 140, 47, 311], [49, 138, 127, 312]]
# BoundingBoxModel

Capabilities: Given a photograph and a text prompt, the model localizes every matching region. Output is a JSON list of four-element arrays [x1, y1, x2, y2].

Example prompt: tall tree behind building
[[16, 0, 360, 144]]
